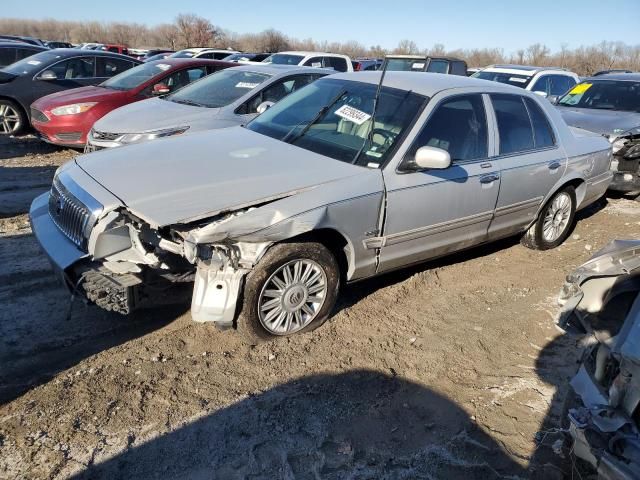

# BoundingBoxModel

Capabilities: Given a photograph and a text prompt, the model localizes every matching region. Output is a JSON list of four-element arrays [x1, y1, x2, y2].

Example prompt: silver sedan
[[31, 72, 612, 340]]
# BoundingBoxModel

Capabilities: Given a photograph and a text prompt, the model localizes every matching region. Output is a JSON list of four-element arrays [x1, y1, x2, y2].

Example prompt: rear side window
[[0, 48, 15, 66], [16, 48, 39, 61], [325, 56, 348, 72], [524, 98, 555, 148], [407, 94, 488, 162], [304, 56, 324, 68], [427, 59, 449, 74], [97, 57, 133, 77], [49, 57, 96, 79], [490, 94, 534, 155]]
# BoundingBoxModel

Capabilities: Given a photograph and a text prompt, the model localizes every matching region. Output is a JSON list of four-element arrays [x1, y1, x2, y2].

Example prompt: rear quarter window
[[490, 94, 535, 155]]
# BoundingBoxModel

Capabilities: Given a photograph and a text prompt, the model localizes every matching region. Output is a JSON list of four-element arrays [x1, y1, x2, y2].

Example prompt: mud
[[1, 135, 640, 479]]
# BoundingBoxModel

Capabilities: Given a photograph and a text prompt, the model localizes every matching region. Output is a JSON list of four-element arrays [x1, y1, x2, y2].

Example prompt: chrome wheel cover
[[0, 104, 20, 134], [542, 192, 572, 242], [258, 259, 328, 335]]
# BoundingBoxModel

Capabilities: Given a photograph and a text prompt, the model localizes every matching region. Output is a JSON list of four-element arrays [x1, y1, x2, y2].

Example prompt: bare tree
[[175, 13, 218, 48], [394, 39, 419, 54]]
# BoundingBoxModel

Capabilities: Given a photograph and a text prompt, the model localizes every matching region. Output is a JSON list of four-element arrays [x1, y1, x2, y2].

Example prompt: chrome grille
[[30, 107, 49, 123], [91, 129, 121, 141], [48, 177, 91, 249]]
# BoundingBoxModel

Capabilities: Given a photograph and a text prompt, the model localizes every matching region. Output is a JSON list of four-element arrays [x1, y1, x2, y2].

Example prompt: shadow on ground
[[72, 369, 528, 479]]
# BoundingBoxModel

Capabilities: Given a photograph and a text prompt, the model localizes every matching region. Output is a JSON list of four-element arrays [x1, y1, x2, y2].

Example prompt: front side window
[[96, 57, 132, 77], [49, 57, 95, 79], [167, 69, 271, 108], [491, 94, 535, 155], [473, 71, 532, 89], [558, 80, 640, 112], [549, 75, 576, 96], [427, 60, 449, 74], [247, 77, 425, 166], [263, 54, 305, 65], [531, 76, 550, 96], [524, 98, 555, 148], [405, 94, 487, 163]]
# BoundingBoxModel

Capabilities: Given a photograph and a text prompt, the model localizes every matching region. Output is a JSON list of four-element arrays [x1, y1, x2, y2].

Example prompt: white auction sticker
[[156, 63, 171, 71], [311, 62, 322, 67], [334, 105, 371, 125], [509, 77, 527, 83], [27, 60, 42, 65], [236, 82, 259, 89], [412, 62, 426, 69]]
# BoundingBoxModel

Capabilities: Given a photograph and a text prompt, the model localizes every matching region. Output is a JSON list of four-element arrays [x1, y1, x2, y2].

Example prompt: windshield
[[262, 54, 304, 65], [101, 61, 172, 90], [167, 69, 270, 108], [1, 50, 62, 75], [247, 77, 426, 167], [472, 71, 532, 88], [558, 80, 640, 112]]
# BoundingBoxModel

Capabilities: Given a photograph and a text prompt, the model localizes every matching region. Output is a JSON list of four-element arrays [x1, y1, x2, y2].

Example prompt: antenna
[[353, 55, 389, 165]]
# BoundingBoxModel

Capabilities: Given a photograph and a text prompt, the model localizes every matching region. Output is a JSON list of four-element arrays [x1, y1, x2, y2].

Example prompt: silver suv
[[31, 72, 612, 340]]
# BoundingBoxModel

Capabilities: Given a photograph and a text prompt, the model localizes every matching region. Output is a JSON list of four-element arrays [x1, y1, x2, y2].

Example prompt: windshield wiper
[[283, 89, 347, 144], [171, 98, 203, 107]]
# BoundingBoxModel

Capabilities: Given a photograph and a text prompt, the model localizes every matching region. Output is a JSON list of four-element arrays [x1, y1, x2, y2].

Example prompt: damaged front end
[[610, 130, 640, 193], [557, 240, 640, 478]]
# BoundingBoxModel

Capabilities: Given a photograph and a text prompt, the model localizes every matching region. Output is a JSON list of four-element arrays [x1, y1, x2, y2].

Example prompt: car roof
[[328, 71, 521, 97], [36, 48, 141, 61], [481, 64, 571, 75], [146, 58, 237, 68], [0, 42, 45, 48], [276, 51, 348, 57], [229, 63, 334, 75], [386, 54, 464, 62], [583, 72, 640, 82]]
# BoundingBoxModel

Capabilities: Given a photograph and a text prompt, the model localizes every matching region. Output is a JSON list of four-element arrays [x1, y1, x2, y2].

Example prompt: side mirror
[[37, 70, 57, 81], [547, 95, 560, 105], [414, 146, 451, 170], [256, 101, 274, 114], [152, 83, 170, 95]]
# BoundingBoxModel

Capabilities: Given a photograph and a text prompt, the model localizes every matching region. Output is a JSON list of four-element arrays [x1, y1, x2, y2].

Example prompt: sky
[[7, 0, 639, 53]]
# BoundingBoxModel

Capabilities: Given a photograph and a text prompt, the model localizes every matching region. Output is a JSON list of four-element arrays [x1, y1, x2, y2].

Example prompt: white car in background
[[261, 51, 353, 72], [171, 48, 240, 60], [472, 65, 579, 99]]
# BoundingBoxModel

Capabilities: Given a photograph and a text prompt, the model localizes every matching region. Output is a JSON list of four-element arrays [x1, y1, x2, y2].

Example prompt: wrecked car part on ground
[[557, 240, 640, 478], [31, 72, 612, 340]]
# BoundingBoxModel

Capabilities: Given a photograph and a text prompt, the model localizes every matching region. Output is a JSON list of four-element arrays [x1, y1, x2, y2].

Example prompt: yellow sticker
[[568, 83, 592, 95]]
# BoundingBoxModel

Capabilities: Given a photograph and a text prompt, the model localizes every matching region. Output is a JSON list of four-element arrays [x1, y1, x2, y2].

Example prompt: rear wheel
[[0, 99, 26, 135], [522, 186, 576, 250], [237, 242, 340, 342]]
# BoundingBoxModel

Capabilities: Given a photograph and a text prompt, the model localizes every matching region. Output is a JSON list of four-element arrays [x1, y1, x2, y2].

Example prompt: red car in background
[[31, 58, 236, 147]]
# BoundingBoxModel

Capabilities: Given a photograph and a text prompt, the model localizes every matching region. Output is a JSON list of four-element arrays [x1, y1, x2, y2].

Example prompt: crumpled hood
[[76, 126, 369, 227], [32, 85, 117, 108], [93, 97, 221, 134], [557, 106, 640, 137]]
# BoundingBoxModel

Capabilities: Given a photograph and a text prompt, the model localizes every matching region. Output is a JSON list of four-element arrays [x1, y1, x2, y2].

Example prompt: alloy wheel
[[258, 259, 328, 335], [0, 104, 21, 134], [542, 192, 572, 242]]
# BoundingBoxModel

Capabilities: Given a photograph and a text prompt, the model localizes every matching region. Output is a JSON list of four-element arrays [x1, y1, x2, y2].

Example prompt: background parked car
[[135, 49, 174, 61], [383, 55, 467, 75], [593, 69, 634, 76], [86, 64, 331, 150], [261, 51, 353, 72], [352, 58, 383, 71], [223, 52, 271, 62], [0, 34, 45, 46], [44, 41, 74, 49], [171, 48, 239, 60], [99, 44, 129, 55], [0, 41, 47, 68], [555, 74, 640, 194], [143, 52, 174, 62], [472, 65, 579, 98], [31, 58, 232, 147], [0, 48, 140, 135]]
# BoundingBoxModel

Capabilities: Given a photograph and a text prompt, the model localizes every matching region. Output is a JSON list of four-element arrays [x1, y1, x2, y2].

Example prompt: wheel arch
[[535, 177, 585, 220]]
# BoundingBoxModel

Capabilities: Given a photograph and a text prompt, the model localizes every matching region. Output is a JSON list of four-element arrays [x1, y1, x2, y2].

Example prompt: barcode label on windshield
[[334, 105, 371, 125], [236, 82, 259, 89]]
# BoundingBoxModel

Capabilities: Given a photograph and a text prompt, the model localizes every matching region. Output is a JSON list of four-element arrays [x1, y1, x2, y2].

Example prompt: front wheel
[[0, 99, 27, 136], [522, 186, 576, 250], [237, 241, 340, 342]]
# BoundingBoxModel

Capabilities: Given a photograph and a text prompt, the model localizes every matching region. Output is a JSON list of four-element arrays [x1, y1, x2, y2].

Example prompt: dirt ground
[[1, 135, 640, 480]]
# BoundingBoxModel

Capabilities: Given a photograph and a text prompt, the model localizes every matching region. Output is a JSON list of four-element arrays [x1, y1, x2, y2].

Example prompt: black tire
[[0, 99, 27, 136], [237, 241, 340, 342], [522, 186, 576, 250]]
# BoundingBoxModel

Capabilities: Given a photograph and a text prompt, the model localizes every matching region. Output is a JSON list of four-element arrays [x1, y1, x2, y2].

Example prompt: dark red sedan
[[31, 58, 236, 147]]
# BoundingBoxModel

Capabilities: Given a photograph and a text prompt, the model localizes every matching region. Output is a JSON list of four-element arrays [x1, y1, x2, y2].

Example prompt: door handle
[[479, 173, 500, 184], [548, 160, 562, 170], [480, 162, 492, 169]]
